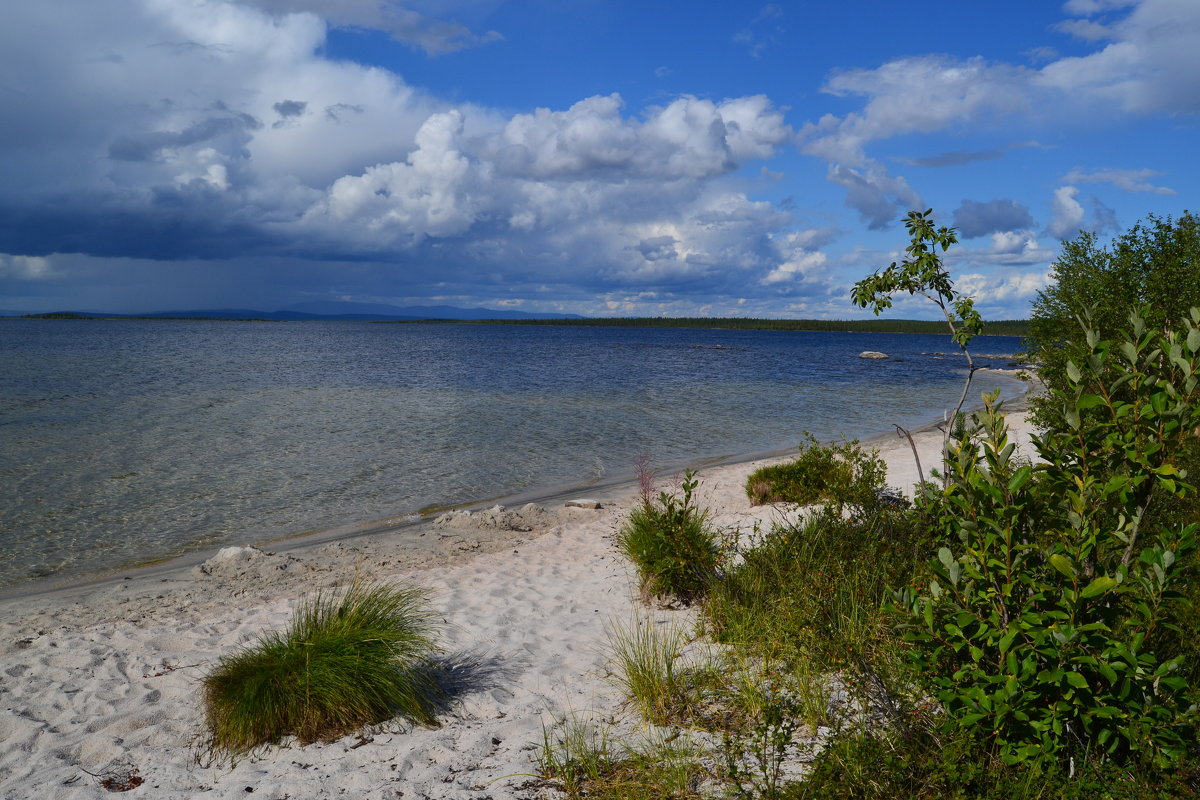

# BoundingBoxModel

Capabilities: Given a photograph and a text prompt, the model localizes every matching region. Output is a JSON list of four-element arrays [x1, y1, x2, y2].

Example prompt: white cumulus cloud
[[1061, 167, 1176, 194], [1038, 0, 1200, 115], [1048, 186, 1087, 240]]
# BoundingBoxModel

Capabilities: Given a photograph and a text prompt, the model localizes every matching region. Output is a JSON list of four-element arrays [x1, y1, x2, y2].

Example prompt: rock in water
[[859, 350, 889, 359]]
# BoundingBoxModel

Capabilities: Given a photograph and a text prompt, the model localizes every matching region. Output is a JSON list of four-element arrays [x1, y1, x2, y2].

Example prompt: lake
[[0, 319, 1027, 587]]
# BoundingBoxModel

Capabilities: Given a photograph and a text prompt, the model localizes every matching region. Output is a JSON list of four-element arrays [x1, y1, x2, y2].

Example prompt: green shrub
[[797, 725, 1200, 800], [1026, 212, 1200, 430], [745, 434, 887, 514], [721, 679, 802, 799], [203, 580, 443, 755], [617, 469, 719, 604], [895, 312, 1200, 771], [1025, 213, 1200, 543]]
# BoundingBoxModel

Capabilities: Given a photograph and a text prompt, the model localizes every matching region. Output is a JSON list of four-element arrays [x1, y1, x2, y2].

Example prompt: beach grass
[[605, 615, 718, 728], [202, 580, 443, 754], [539, 714, 705, 799]]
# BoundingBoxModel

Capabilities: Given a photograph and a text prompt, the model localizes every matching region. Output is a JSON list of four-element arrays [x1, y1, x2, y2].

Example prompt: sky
[[0, 0, 1196, 319]]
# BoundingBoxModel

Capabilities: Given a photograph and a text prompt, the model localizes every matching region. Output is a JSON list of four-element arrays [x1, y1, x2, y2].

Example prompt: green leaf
[[1159, 676, 1187, 692], [1090, 706, 1122, 719], [1065, 672, 1088, 689], [938, 547, 955, 570], [1081, 576, 1119, 599], [1007, 465, 1033, 494], [1038, 668, 1064, 684], [1049, 553, 1077, 579]]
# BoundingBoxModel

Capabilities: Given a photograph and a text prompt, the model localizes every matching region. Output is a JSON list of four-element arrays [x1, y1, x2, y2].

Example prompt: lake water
[[0, 319, 1028, 588]]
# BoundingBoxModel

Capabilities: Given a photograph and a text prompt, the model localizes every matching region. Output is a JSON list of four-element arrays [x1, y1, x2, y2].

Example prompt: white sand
[[0, 405, 1037, 800]]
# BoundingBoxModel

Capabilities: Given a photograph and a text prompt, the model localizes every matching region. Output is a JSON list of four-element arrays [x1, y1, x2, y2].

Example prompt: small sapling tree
[[851, 210, 983, 486]]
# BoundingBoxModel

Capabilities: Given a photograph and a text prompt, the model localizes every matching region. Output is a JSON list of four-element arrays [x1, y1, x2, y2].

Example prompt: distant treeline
[[401, 317, 1032, 337], [18, 312, 94, 319], [15, 311, 1031, 337]]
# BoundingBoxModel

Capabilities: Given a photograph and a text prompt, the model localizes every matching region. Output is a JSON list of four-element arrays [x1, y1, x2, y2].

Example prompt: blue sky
[[0, 0, 1196, 319]]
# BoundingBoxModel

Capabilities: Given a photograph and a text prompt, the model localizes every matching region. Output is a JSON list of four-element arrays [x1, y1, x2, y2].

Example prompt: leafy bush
[[617, 469, 719, 604], [797, 725, 1200, 800], [895, 312, 1200, 770], [745, 434, 887, 514], [203, 581, 443, 755], [1027, 215, 1200, 569], [1027, 212, 1200, 423]]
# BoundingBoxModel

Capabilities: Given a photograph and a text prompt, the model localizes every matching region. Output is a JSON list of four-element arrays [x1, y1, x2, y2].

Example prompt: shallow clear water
[[0, 319, 1026, 587]]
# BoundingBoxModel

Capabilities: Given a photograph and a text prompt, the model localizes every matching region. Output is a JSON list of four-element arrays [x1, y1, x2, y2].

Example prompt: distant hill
[[281, 301, 584, 320]]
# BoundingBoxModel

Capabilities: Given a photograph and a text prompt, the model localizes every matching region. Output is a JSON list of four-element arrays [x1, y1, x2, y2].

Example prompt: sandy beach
[[0, 399, 1037, 800]]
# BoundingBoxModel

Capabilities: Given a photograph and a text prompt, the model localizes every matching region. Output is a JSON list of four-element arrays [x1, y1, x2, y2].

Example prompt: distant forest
[[403, 317, 1032, 337], [15, 311, 1031, 337]]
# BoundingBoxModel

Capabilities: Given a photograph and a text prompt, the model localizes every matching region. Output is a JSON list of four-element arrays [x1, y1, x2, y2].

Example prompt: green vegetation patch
[[202, 580, 444, 755], [586, 209, 1200, 798], [616, 469, 720, 605], [745, 434, 887, 513]]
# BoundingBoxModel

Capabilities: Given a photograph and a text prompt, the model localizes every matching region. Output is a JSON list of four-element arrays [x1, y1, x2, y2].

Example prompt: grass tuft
[[202, 580, 444, 755], [539, 714, 705, 799], [606, 616, 715, 727]]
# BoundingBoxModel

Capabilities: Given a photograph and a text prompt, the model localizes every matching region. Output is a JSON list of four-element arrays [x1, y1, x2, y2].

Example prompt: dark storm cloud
[[636, 236, 679, 262], [273, 99, 307, 118], [324, 103, 364, 121], [827, 163, 921, 230], [952, 198, 1035, 238], [0, 199, 269, 261], [108, 114, 262, 162], [895, 147, 1008, 168]]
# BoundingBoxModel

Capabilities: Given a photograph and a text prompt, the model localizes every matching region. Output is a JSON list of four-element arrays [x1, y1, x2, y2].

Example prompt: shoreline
[[0, 373, 1030, 604], [0, 394, 1038, 800]]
